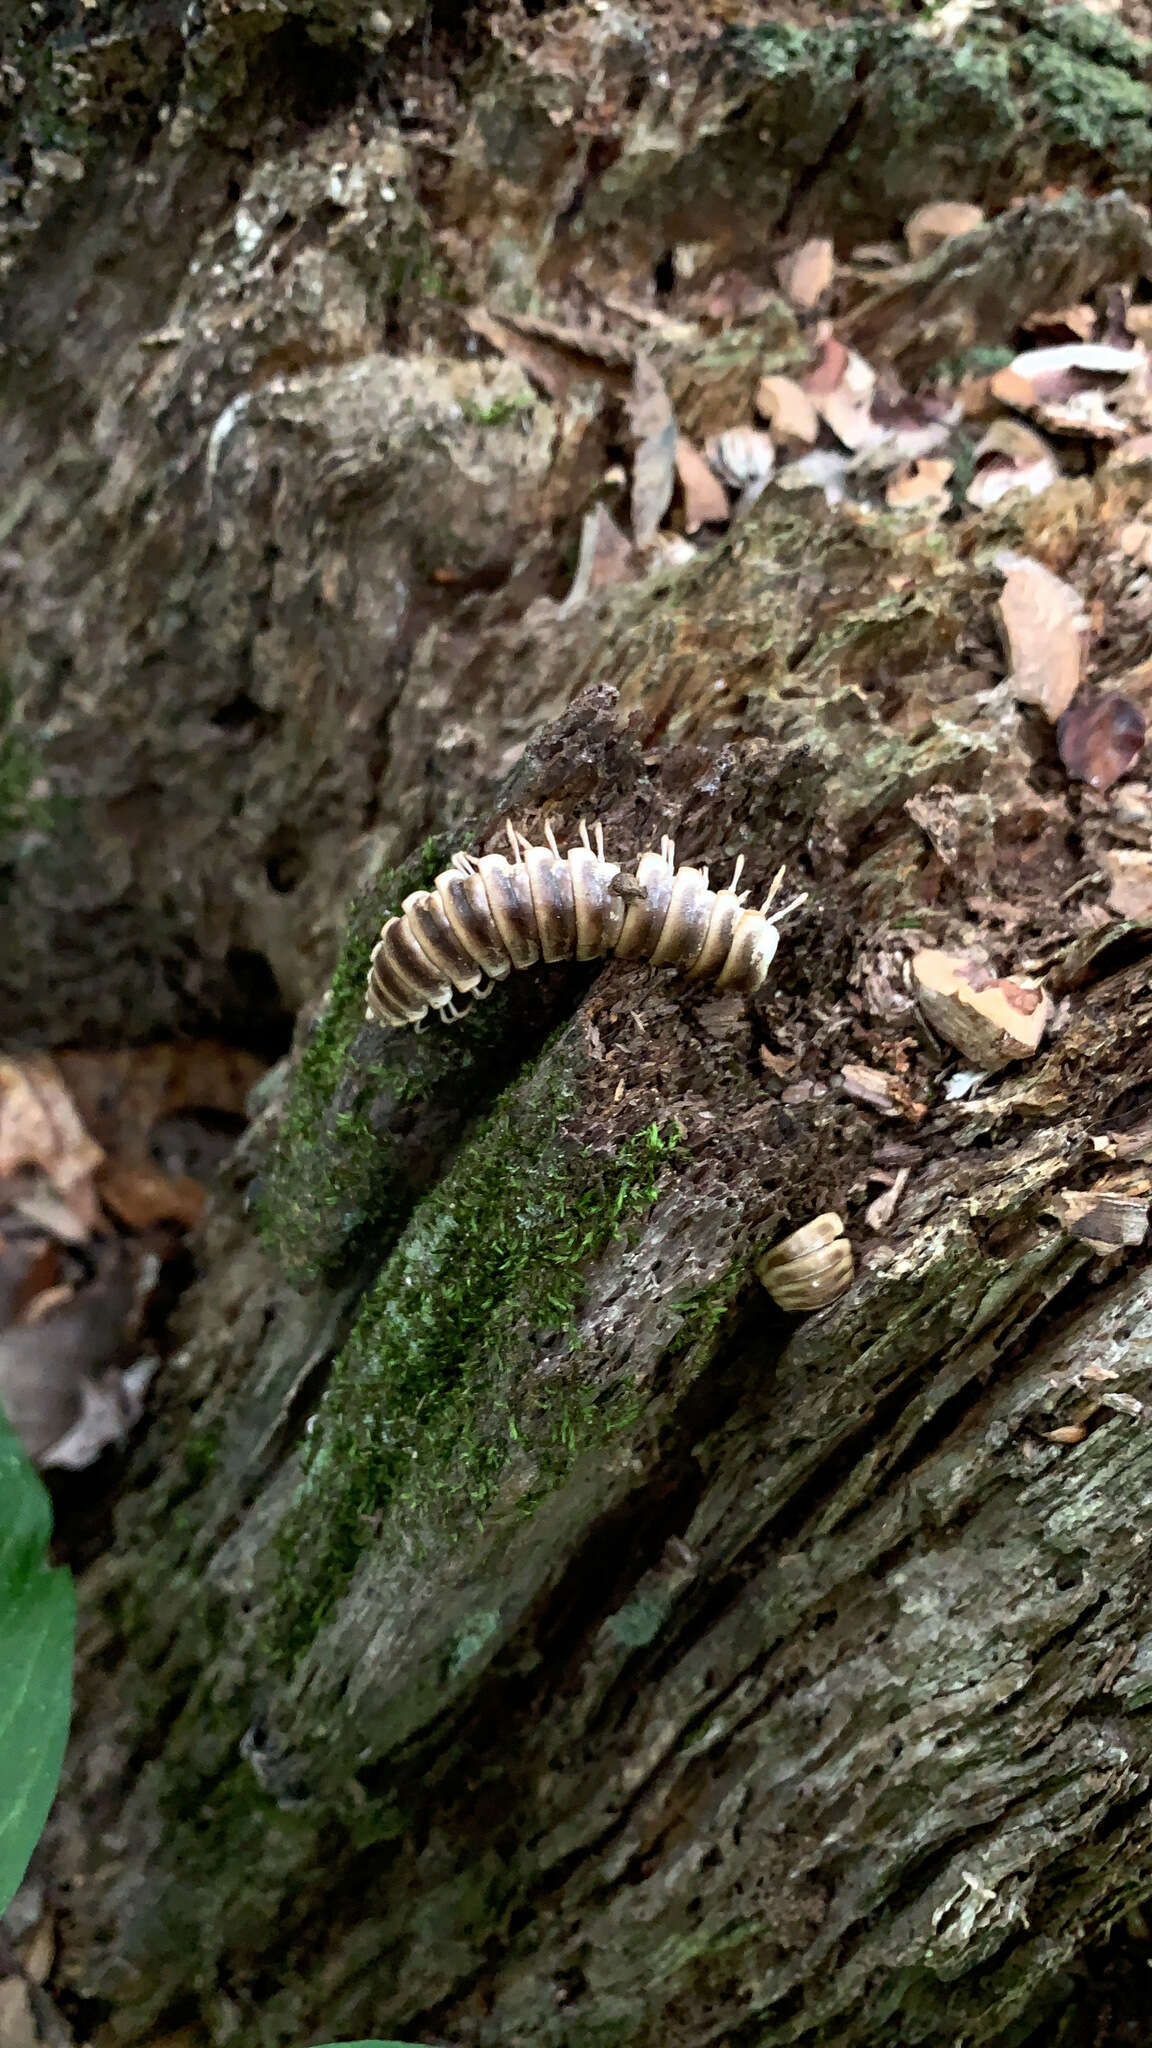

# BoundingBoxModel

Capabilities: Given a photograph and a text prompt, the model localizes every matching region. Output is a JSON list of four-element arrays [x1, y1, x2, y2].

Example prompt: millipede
[[365, 820, 804, 1030]]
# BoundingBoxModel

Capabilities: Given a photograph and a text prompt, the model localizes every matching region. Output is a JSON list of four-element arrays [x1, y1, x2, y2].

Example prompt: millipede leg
[[730, 853, 746, 894], [761, 863, 785, 911], [544, 818, 562, 859], [766, 890, 808, 925]]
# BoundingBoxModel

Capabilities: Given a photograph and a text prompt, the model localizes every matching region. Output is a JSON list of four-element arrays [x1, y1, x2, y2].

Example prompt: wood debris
[[904, 200, 985, 261], [913, 950, 1052, 1070], [754, 374, 819, 449], [628, 354, 677, 549], [997, 553, 1087, 720], [675, 436, 730, 532], [777, 237, 834, 311]]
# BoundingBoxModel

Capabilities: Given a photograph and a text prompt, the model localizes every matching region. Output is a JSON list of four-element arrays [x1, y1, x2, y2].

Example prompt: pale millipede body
[[756, 1212, 854, 1313], [365, 820, 803, 1030]]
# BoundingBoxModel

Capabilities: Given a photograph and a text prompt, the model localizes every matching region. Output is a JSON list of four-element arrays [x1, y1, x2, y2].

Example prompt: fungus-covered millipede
[[365, 820, 803, 1030]]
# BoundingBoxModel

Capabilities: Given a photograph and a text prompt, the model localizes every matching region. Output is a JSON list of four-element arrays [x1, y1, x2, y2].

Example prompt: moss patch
[[267, 1042, 679, 1664], [0, 680, 49, 907]]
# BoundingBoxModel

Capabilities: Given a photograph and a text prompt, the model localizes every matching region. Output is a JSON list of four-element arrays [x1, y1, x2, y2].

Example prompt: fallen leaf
[[675, 435, 731, 532], [38, 1359, 154, 1472], [1103, 848, 1152, 919], [997, 553, 1087, 720], [1057, 691, 1146, 791], [0, 1254, 132, 1463], [562, 503, 637, 608], [966, 419, 1059, 508], [1042, 1424, 1087, 1445], [806, 340, 880, 451], [56, 1043, 264, 1159], [991, 342, 1141, 438], [777, 237, 834, 310], [904, 199, 985, 261], [804, 330, 849, 394], [0, 1056, 103, 1234], [754, 373, 819, 448], [885, 456, 953, 510], [98, 1163, 206, 1233], [628, 354, 677, 548], [1022, 302, 1097, 342]]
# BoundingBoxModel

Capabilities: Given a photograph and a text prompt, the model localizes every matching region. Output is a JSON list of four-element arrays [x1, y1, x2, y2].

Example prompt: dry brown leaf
[[997, 553, 1087, 720], [904, 200, 985, 261], [674, 436, 731, 532], [967, 419, 1059, 508], [1042, 1424, 1088, 1445], [913, 950, 1051, 1070], [1022, 302, 1097, 342], [628, 354, 677, 548], [57, 1043, 263, 1156], [806, 341, 880, 451], [0, 1253, 133, 1463], [754, 373, 819, 448], [804, 330, 849, 394], [0, 1055, 103, 1234], [464, 308, 575, 401], [1057, 690, 1145, 791], [777, 237, 834, 310], [98, 1163, 207, 1233], [1104, 848, 1152, 919], [991, 342, 1141, 439], [885, 456, 953, 511]]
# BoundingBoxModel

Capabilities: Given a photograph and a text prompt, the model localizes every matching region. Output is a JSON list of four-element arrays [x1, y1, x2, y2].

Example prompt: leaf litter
[[0, 1044, 265, 1469]]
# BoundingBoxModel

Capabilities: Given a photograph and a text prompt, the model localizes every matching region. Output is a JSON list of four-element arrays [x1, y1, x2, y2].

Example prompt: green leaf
[[0, 1408, 75, 1916]]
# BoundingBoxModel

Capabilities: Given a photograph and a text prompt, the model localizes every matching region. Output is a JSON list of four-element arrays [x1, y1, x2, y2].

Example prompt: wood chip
[[913, 950, 1051, 1070], [904, 200, 985, 261], [997, 553, 1087, 720], [885, 456, 953, 510], [754, 373, 820, 448], [777, 237, 834, 310], [840, 1063, 927, 1121], [628, 354, 677, 548], [675, 435, 731, 531], [1103, 847, 1152, 919]]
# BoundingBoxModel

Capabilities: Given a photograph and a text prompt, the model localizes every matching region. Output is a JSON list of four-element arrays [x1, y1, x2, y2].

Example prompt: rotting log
[[6, 0, 1152, 2037], [49, 491, 1152, 2047]]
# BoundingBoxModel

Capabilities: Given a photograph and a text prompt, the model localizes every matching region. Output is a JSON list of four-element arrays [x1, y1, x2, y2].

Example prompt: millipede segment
[[365, 820, 804, 1030]]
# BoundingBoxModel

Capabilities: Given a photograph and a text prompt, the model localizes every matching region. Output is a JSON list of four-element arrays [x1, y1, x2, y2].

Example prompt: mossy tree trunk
[[6, 0, 1152, 2040], [55, 489, 1152, 2048]]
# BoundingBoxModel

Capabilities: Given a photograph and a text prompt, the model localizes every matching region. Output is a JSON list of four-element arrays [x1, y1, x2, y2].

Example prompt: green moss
[[255, 834, 452, 1277], [0, 679, 49, 907], [1017, 7, 1152, 174], [459, 389, 536, 428], [266, 1045, 680, 1664]]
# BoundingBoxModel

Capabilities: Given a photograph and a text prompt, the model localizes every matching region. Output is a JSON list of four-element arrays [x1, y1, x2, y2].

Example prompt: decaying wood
[[4, 1, 1152, 2043]]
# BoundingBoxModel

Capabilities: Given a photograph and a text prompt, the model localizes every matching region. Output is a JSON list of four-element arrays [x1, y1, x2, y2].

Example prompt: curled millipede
[[365, 819, 804, 1030], [756, 1212, 854, 1313]]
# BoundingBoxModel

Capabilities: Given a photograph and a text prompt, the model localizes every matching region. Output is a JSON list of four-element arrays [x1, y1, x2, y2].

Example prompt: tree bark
[[5, 2, 1152, 2044]]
